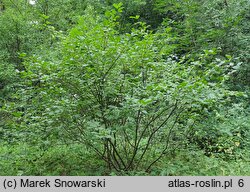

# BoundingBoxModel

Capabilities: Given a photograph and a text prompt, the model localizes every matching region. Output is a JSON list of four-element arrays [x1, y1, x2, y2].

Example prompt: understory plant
[[18, 5, 240, 173]]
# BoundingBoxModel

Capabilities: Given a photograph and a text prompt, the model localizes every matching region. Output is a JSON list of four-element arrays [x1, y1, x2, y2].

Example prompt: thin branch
[[145, 108, 184, 172], [137, 101, 178, 167], [108, 138, 127, 169], [126, 109, 142, 169], [137, 102, 176, 147], [102, 52, 123, 81]]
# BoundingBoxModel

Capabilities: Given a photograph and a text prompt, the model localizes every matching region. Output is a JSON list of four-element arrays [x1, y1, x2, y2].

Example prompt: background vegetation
[[0, 0, 249, 175]]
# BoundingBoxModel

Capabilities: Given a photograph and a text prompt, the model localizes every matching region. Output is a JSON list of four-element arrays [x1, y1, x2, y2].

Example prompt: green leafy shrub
[[189, 103, 250, 159], [17, 5, 238, 174]]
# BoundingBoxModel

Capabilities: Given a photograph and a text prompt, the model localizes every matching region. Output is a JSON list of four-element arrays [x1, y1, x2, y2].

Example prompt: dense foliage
[[0, 0, 249, 175]]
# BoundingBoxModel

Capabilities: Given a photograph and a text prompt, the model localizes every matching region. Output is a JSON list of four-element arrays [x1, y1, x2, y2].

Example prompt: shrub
[[18, 6, 239, 174]]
